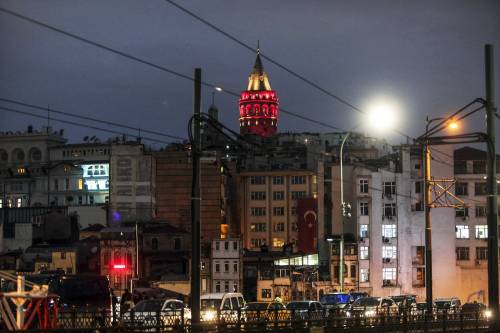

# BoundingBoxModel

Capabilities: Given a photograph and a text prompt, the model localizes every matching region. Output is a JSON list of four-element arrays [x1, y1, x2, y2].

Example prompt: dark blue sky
[[1, 0, 499, 147]]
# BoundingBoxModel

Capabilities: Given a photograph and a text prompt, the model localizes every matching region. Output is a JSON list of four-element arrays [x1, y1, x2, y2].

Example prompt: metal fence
[[4, 307, 494, 332]]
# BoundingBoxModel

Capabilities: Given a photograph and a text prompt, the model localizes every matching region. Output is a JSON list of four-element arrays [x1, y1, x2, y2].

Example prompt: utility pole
[[190, 68, 202, 329], [485, 44, 498, 326], [423, 142, 433, 310]]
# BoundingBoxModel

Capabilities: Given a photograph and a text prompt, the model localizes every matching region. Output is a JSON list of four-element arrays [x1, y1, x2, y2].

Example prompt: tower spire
[[239, 45, 279, 137]]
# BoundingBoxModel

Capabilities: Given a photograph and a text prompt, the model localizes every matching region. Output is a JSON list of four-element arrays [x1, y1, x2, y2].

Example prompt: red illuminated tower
[[239, 49, 279, 137]]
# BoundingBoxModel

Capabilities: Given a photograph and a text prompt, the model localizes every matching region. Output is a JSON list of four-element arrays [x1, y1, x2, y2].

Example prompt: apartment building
[[109, 143, 156, 224], [322, 145, 457, 300], [452, 146, 500, 302], [238, 171, 318, 252], [211, 238, 242, 294]]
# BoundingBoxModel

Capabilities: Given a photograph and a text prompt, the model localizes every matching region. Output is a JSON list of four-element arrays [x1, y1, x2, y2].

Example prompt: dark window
[[261, 289, 272, 299], [224, 241, 229, 250], [350, 265, 356, 278], [455, 182, 468, 196], [415, 181, 422, 194], [151, 238, 158, 250], [476, 247, 488, 260], [174, 238, 181, 250], [475, 183, 487, 196], [456, 247, 469, 261], [475, 206, 487, 217], [273, 207, 285, 216], [454, 160, 467, 174], [272, 176, 284, 185], [455, 207, 469, 218], [273, 191, 284, 200], [383, 182, 396, 196], [383, 204, 397, 218], [359, 179, 369, 194], [473, 160, 486, 174]]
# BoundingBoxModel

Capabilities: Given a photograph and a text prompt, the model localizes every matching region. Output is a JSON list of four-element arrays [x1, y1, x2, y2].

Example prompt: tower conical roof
[[247, 49, 272, 91]]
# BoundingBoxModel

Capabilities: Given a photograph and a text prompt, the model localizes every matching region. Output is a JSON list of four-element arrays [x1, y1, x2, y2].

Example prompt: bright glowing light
[[113, 264, 126, 269], [448, 120, 458, 130], [202, 310, 217, 322], [484, 310, 492, 319], [215, 87, 223, 92], [365, 97, 400, 132]]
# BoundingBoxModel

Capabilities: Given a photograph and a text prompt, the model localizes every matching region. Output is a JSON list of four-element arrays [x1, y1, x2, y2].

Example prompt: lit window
[[360, 268, 369, 282], [382, 224, 397, 238], [456, 225, 470, 239], [0, 199, 3, 208], [360, 225, 369, 238], [475, 225, 488, 239], [383, 268, 397, 280], [16, 198, 22, 208], [359, 202, 369, 216], [17, 167, 26, 175], [360, 246, 369, 260], [273, 238, 284, 248], [382, 246, 397, 259]]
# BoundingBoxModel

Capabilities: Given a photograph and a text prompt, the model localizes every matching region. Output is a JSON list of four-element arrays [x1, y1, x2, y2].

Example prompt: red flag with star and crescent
[[297, 198, 318, 253]]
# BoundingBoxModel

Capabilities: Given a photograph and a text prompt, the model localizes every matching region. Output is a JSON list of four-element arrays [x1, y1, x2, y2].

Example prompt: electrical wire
[[0, 6, 345, 134], [0, 97, 185, 141], [0, 105, 175, 145]]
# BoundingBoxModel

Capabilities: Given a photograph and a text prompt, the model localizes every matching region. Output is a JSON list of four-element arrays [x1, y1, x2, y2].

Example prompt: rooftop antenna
[[211, 92, 215, 105], [257, 40, 260, 53]]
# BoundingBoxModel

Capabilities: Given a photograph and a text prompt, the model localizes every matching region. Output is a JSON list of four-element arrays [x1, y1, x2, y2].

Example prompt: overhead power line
[[164, 0, 363, 114], [0, 105, 175, 145], [0, 97, 185, 141], [0, 6, 344, 133], [164, 0, 414, 140]]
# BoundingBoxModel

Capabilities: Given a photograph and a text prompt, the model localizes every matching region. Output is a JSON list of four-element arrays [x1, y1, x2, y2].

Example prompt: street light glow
[[365, 97, 400, 132], [448, 119, 458, 130]]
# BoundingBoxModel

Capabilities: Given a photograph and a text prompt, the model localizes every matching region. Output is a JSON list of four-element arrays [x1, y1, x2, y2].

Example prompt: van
[[200, 292, 246, 323]]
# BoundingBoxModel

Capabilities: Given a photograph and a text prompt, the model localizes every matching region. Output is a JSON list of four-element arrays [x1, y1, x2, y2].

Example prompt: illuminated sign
[[81, 164, 109, 191], [113, 264, 126, 269]]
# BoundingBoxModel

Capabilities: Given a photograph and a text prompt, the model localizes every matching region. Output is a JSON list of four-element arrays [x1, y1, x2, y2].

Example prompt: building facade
[[211, 238, 242, 294], [238, 171, 318, 252]]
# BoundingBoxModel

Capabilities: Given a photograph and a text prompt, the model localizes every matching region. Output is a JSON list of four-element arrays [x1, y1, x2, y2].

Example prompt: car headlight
[[484, 310, 492, 319], [203, 310, 217, 321], [365, 310, 377, 317]]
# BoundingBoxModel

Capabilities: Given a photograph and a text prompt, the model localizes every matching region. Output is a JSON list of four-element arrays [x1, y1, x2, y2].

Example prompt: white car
[[122, 299, 191, 328], [200, 292, 246, 323]]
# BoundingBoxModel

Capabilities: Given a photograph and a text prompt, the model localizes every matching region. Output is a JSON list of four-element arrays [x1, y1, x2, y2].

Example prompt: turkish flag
[[297, 198, 318, 253]]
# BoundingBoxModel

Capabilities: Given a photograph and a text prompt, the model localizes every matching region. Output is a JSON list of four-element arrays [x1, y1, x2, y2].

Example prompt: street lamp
[[422, 116, 460, 310], [338, 131, 352, 292]]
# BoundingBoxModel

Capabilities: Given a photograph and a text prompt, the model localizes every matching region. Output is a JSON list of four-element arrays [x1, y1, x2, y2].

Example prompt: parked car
[[413, 301, 436, 316], [122, 299, 190, 328], [200, 292, 246, 323], [390, 295, 416, 309], [434, 297, 461, 314], [286, 301, 324, 321], [319, 293, 353, 313], [349, 291, 369, 302], [345, 297, 398, 318], [461, 302, 491, 319]]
